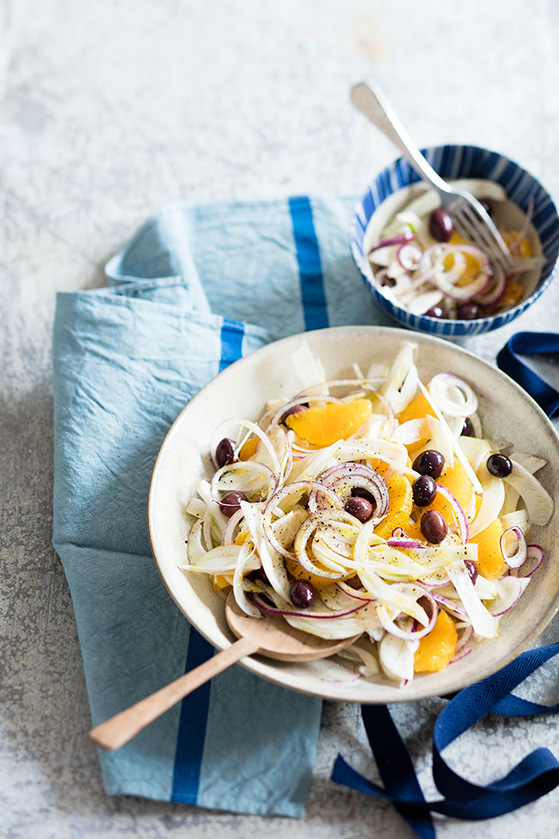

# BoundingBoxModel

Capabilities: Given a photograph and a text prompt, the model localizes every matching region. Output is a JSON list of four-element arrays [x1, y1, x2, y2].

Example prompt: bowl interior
[[149, 325, 559, 703], [351, 145, 559, 335]]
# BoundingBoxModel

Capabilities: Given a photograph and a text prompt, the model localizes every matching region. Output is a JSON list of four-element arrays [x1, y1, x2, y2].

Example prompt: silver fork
[[350, 82, 513, 272]]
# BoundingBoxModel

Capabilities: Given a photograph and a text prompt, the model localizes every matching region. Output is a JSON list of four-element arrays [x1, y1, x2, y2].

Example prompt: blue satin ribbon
[[496, 332, 559, 417], [331, 332, 559, 838]]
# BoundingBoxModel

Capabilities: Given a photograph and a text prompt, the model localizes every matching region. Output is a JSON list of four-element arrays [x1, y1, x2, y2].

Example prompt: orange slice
[[425, 459, 474, 524], [285, 399, 372, 447], [213, 573, 233, 591], [239, 438, 259, 460], [469, 517, 505, 579], [503, 230, 534, 258], [414, 611, 458, 673], [374, 474, 414, 540], [398, 392, 435, 425]]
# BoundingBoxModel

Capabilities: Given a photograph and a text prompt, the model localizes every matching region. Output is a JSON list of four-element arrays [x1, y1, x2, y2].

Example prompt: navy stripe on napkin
[[171, 628, 215, 802], [172, 320, 246, 802], [288, 196, 329, 331], [219, 318, 246, 372]]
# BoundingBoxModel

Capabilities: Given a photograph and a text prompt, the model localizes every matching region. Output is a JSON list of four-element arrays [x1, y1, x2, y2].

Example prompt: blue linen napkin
[[52, 195, 390, 816]]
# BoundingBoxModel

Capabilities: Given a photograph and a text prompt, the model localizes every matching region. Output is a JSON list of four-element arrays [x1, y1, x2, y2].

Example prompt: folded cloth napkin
[[53, 195, 391, 816]]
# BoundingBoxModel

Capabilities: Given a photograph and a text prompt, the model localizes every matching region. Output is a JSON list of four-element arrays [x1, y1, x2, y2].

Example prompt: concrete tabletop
[[2, 1, 559, 837]]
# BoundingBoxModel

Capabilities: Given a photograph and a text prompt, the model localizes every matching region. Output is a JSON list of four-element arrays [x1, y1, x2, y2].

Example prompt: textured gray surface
[[2, 1, 559, 837]]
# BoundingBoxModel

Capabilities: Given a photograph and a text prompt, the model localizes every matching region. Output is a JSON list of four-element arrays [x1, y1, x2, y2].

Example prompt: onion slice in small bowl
[[397, 242, 422, 271]]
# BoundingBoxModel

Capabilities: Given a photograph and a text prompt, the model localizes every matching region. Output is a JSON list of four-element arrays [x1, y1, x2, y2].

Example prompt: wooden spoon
[[89, 591, 360, 750]]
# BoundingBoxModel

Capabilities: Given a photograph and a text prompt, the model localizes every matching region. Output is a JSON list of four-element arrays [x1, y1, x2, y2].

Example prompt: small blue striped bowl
[[350, 145, 559, 336]]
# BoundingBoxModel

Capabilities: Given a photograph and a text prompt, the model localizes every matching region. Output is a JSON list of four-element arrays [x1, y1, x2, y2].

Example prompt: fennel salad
[[368, 179, 544, 320], [181, 342, 553, 685]]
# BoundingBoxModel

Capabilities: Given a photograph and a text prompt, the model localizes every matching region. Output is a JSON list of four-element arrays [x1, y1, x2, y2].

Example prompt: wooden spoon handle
[[88, 634, 259, 751]]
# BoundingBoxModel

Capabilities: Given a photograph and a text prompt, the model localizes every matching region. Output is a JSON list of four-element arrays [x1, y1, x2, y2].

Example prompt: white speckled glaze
[[149, 326, 559, 703]]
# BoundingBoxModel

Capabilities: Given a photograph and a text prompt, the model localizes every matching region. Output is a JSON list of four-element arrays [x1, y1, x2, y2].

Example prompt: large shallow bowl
[[351, 144, 559, 336], [148, 326, 559, 703]]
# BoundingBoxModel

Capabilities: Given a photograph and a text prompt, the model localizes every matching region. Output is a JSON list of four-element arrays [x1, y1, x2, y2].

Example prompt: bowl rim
[[147, 324, 559, 704], [350, 143, 559, 328]]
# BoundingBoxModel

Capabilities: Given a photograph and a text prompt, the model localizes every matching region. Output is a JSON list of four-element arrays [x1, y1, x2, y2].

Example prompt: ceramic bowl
[[148, 325, 559, 703], [350, 145, 559, 336]]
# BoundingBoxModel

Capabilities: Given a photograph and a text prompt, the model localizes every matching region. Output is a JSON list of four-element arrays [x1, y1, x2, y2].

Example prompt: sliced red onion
[[429, 244, 492, 301], [221, 507, 245, 546], [290, 378, 385, 406], [397, 242, 422, 271], [250, 592, 368, 620], [454, 623, 473, 654], [510, 195, 534, 256], [377, 587, 437, 641], [429, 373, 478, 418], [337, 582, 374, 602], [432, 593, 467, 619], [489, 576, 529, 616], [261, 517, 296, 561], [265, 480, 343, 516], [416, 576, 451, 589], [435, 484, 469, 543], [510, 544, 545, 578], [387, 537, 425, 549], [370, 232, 415, 251], [500, 526, 527, 569], [311, 462, 389, 522], [474, 263, 507, 306], [210, 460, 277, 504], [450, 646, 472, 664]]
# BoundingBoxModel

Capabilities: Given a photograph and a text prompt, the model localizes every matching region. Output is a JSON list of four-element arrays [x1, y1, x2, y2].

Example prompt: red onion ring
[[432, 593, 467, 619], [337, 582, 374, 602], [454, 624, 474, 655], [370, 232, 415, 251], [428, 373, 478, 418], [510, 195, 534, 256], [429, 244, 492, 301], [377, 586, 437, 641], [210, 460, 277, 505], [500, 527, 527, 569], [250, 592, 368, 620], [510, 544, 544, 578], [474, 263, 507, 306], [397, 242, 422, 271], [435, 484, 469, 543], [294, 510, 361, 578], [311, 462, 389, 522], [221, 507, 245, 546], [265, 480, 343, 516], [387, 537, 425, 549]]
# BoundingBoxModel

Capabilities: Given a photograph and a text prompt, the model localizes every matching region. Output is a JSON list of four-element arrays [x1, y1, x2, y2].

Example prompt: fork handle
[[351, 82, 450, 195]]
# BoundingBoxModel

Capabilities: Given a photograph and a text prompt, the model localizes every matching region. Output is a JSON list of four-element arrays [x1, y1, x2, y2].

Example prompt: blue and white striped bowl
[[351, 145, 559, 336]]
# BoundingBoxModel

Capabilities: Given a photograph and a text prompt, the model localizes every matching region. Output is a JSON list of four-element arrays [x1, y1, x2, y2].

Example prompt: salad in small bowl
[[351, 145, 559, 336]]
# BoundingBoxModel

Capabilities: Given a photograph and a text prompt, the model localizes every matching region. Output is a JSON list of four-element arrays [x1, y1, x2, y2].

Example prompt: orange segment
[[498, 280, 524, 310], [414, 611, 458, 673], [469, 517, 505, 579], [239, 438, 258, 460], [425, 459, 474, 524], [374, 475, 414, 540], [284, 557, 347, 590], [285, 399, 372, 447], [443, 248, 485, 288], [503, 230, 534, 258], [213, 573, 233, 591], [398, 392, 435, 425]]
